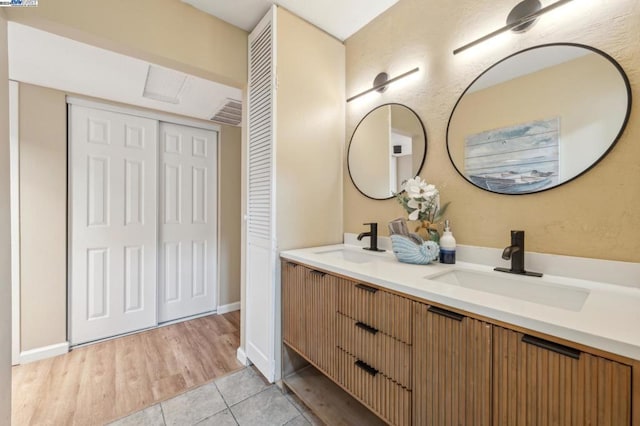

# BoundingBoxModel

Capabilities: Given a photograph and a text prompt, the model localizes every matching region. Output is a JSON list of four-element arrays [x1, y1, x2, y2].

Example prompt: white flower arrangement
[[395, 176, 449, 236]]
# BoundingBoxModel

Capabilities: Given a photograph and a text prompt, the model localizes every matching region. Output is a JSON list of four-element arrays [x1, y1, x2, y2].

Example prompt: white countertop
[[280, 243, 640, 362]]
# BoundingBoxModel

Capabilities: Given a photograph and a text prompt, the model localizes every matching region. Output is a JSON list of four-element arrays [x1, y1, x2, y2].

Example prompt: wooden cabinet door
[[413, 302, 492, 426], [281, 261, 337, 378], [493, 326, 631, 425], [304, 268, 338, 378], [282, 261, 307, 354]]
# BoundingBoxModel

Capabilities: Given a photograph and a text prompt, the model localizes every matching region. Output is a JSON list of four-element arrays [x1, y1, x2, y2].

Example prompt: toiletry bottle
[[439, 220, 456, 264]]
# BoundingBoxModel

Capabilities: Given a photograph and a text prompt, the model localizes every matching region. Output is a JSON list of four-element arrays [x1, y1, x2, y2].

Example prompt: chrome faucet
[[357, 222, 385, 252], [494, 230, 542, 277]]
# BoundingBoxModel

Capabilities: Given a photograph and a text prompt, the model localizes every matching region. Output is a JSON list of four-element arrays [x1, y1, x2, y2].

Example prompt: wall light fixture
[[346, 67, 420, 102], [453, 0, 574, 55]]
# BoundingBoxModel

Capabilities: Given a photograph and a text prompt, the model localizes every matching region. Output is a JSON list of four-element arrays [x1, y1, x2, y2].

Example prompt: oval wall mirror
[[348, 103, 427, 200], [447, 43, 631, 195]]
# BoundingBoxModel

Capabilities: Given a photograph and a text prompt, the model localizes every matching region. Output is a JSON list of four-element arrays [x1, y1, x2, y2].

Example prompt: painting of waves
[[464, 117, 559, 194]]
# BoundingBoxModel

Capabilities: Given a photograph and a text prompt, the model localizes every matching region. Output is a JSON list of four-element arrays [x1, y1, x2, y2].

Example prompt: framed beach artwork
[[464, 117, 560, 194]]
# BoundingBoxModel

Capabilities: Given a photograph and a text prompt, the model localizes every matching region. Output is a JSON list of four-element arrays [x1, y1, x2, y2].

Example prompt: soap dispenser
[[439, 220, 456, 264]]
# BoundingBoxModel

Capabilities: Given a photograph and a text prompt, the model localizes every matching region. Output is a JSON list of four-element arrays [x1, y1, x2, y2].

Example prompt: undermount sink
[[427, 269, 590, 311], [315, 248, 380, 264]]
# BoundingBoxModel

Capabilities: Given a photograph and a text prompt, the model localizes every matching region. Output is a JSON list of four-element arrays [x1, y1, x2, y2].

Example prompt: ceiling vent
[[143, 65, 187, 104], [210, 98, 242, 126]]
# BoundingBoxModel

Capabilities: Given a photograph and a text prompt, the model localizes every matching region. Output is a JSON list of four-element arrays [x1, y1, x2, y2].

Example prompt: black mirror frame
[[446, 42, 632, 196], [348, 103, 428, 200]]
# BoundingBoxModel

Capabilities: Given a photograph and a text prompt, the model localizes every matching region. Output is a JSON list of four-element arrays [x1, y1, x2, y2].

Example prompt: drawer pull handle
[[354, 360, 378, 377], [355, 321, 379, 335], [428, 306, 465, 322], [522, 334, 581, 360], [310, 270, 326, 277], [355, 283, 378, 294]]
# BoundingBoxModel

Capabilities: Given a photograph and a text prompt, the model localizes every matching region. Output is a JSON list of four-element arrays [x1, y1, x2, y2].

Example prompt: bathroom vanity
[[279, 244, 640, 425]]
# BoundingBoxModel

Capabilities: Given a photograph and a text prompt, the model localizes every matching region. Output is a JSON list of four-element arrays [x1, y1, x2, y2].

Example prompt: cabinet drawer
[[337, 312, 412, 389], [336, 347, 411, 426], [338, 280, 412, 344]]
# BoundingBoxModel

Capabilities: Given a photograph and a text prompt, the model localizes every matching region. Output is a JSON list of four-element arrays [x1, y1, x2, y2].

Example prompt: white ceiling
[[8, 22, 242, 123], [8, 2, 399, 123], [182, 0, 399, 41]]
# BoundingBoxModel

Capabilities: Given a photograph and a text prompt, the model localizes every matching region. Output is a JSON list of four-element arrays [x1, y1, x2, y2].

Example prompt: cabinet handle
[[309, 270, 326, 277], [428, 306, 465, 322], [286, 262, 298, 268], [354, 360, 378, 377], [355, 321, 379, 335], [522, 334, 581, 360], [355, 283, 378, 294]]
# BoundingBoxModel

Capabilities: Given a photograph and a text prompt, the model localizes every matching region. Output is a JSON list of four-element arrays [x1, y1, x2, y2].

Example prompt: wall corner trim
[[236, 346, 252, 367], [19, 342, 69, 364], [217, 302, 240, 314]]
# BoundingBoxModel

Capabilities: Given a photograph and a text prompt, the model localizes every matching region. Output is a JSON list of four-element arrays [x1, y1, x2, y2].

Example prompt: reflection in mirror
[[447, 43, 631, 195], [348, 104, 427, 200]]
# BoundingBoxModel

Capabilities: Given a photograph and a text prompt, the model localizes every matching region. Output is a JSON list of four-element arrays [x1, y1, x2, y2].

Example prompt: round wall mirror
[[348, 103, 427, 200], [447, 43, 631, 195]]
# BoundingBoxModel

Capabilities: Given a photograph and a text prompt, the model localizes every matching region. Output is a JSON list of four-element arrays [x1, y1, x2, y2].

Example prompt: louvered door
[[245, 6, 278, 382]]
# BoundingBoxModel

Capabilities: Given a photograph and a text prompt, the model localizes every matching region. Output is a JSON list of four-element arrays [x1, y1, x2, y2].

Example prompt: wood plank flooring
[[12, 311, 243, 426]]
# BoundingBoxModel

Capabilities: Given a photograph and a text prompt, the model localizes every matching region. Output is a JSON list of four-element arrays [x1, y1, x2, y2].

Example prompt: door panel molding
[[69, 105, 158, 345], [65, 100, 220, 349], [158, 122, 218, 323]]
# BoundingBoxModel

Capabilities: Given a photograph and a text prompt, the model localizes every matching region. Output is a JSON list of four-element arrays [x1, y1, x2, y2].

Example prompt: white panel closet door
[[246, 7, 277, 382], [159, 122, 217, 323], [70, 105, 158, 345]]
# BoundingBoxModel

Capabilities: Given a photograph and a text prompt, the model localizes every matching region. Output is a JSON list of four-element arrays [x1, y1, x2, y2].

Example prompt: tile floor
[[107, 367, 323, 426]]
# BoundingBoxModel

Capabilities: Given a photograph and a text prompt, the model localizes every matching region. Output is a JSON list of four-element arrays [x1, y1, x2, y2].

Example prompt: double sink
[[314, 248, 590, 312]]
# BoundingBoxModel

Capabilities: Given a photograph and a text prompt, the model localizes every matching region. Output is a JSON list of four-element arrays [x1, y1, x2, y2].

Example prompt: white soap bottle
[[439, 220, 456, 264]]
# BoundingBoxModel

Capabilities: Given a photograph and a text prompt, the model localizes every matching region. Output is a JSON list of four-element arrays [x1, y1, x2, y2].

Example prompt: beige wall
[[276, 7, 345, 251], [0, 9, 12, 423], [219, 124, 241, 305], [349, 105, 391, 197], [19, 84, 67, 351], [345, 0, 640, 262], [5, 0, 247, 87], [391, 105, 424, 187], [391, 105, 424, 173]]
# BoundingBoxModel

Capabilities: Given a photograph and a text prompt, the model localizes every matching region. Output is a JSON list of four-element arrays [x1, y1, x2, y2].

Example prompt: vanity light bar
[[346, 67, 420, 103], [453, 0, 575, 55]]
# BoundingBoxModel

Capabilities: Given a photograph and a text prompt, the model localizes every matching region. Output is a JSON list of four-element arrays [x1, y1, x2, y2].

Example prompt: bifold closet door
[[70, 105, 158, 345], [245, 7, 277, 382], [158, 122, 217, 323]]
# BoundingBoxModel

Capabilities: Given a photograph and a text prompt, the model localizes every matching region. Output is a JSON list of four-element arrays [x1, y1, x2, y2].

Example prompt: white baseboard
[[217, 302, 240, 314], [236, 347, 251, 366], [19, 342, 69, 364]]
